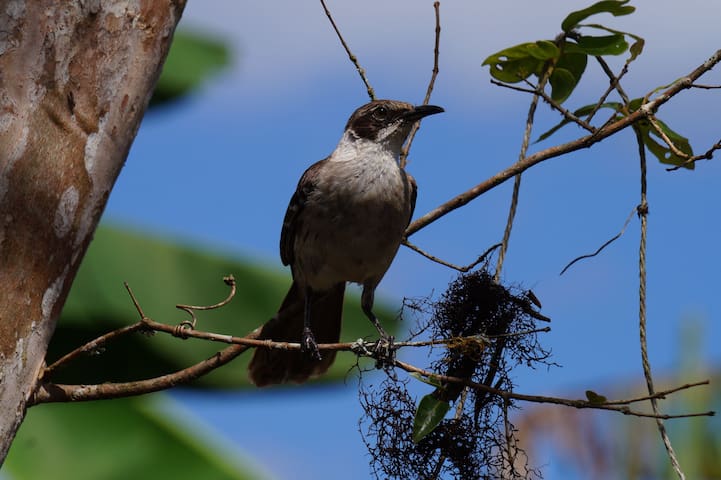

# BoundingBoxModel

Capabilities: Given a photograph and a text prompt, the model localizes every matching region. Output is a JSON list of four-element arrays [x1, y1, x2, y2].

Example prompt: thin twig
[[646, 116, 691, 160], [492, 78, 595, 134], [494, 67, 550, 282], [402, 239, 501, 272], [395, 360, 714, 419], [136, 317, 545, 351], [585, 63, 630, 123], [503, 397, 518, 477], [175, 275, 237, 312], [689, 83, 721, 89], [405, 48, 721, 237], [43, 322, 147, 378], [401, 0, 441, 168], [319, 0, 375, 100], [125, 281, 147, 319], [174, 275, 237, 332], [601, 380, 711, 406], [530, 85, 596, 134], [559, 206, 637, 275], [666, 139, 721, 171]]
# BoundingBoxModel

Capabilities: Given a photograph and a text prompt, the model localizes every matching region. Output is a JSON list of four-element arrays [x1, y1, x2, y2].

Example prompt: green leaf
[[581, 24, 645, 62], [549, 68, 577, 103], [637, 119, 694, 169], [624, 97, 694, 168], [482, 41, 558, 83], [525, 40, 562, 60], [562, 0, 635, 33], [151, 30, 231, 106], [628, 37, 645, 62], [575, 34, 629, 56], [409, 372, 444, 388], [487, 57, 543, 83], [557, 51, 589, 81], [547, 51, 588, 103], [6, 395, 260, 480], [585, 390, 608, 404], [412, 395, 451, 443], [53, 224, 400, 388], [483, 41, 559, 64]]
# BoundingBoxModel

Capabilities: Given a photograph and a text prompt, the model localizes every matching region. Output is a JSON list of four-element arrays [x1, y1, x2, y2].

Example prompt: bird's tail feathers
[[248, 281, 345, 386]]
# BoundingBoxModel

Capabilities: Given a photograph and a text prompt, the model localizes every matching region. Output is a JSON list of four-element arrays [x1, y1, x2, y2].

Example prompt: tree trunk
[[0, 0, 186, 463]]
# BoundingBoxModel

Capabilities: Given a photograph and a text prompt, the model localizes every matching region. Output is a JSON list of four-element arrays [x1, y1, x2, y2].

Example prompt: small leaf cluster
[[483, 0, 695, 169], [482, 0, 641, 103]]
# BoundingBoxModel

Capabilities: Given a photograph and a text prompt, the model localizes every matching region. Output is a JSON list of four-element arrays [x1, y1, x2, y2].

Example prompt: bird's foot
[[301, 327, 322, 361], [372, 334, 396, 369]]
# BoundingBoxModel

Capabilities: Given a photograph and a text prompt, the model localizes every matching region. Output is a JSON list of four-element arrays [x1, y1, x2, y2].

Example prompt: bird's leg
[[301, 288, 322, 361], [361, 286, 395, 368]]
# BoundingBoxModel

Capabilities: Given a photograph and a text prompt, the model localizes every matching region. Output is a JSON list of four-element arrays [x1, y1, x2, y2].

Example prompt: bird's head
[[345, 99, 444, 151]]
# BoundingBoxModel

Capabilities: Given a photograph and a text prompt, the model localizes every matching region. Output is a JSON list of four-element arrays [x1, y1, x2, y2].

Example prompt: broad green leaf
[[486, 57, 543, 83], [549, 68, 577, 103], [575, 34, 629, 56], [625, 97, 694, 168], [628, 37, 645, 62], [548, 51, 588, 103], [525, 40, 561, 60], [561, 0, 635, 33], [6, 395, 260, 480], [412, 394, 451, 443], [483, 41, 559, 64], [557, 51, 588, 81], [482, 41, 558, 83], [652, 117, 693, 147], [53, 225, 400, 388], [409, 372, 444, 388], [581, 24, 645, 62], [151, 30, 230, 106], [637, 121, 694, 169]]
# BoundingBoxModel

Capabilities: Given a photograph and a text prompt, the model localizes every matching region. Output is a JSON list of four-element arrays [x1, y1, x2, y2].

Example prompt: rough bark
[[0, 0, 186, 463]]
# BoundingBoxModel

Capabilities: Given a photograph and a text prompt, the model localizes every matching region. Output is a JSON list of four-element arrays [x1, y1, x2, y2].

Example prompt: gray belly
[[293, 175, 411, 290]]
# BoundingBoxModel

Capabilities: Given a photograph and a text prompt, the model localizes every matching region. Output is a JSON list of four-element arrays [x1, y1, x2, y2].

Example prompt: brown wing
[[279, 158, 326, 266], [404, 171, 418, 228]]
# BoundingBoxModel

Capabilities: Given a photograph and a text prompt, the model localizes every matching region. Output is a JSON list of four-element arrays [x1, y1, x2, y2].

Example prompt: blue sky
[[103, 1, 720, 478]]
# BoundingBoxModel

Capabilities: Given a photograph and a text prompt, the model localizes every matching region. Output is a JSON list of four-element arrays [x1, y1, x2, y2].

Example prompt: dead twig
[[646, 115, 691, 160], [395, 360, 715, 420], [402, 240, 500, 272], [666, 139, 721, 171], [491, 79, 595, 134], [319, 0, 375, 100], [560, 206, 637, 275], [401, 1, 441, 168]]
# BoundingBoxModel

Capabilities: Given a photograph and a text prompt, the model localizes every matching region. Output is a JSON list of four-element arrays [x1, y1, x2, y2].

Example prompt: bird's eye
[[373, 106, 388, 120]]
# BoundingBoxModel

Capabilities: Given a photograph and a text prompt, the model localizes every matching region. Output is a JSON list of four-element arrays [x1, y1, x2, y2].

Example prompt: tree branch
[[31, 336, 257, 405], [405, 48, 721, 237], [394, 360, 714, 420]]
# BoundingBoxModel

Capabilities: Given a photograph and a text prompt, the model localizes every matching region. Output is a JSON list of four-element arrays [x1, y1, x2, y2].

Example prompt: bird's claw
[[373, 334, 396, 369], [301, 327, 322, 361]]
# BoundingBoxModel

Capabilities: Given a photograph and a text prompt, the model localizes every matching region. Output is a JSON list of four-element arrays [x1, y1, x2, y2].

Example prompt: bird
[[248, 99, 444, 386]]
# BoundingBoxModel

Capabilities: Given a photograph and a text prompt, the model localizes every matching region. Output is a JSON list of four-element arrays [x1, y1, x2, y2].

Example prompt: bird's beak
[[403, 104, 444, 121]]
